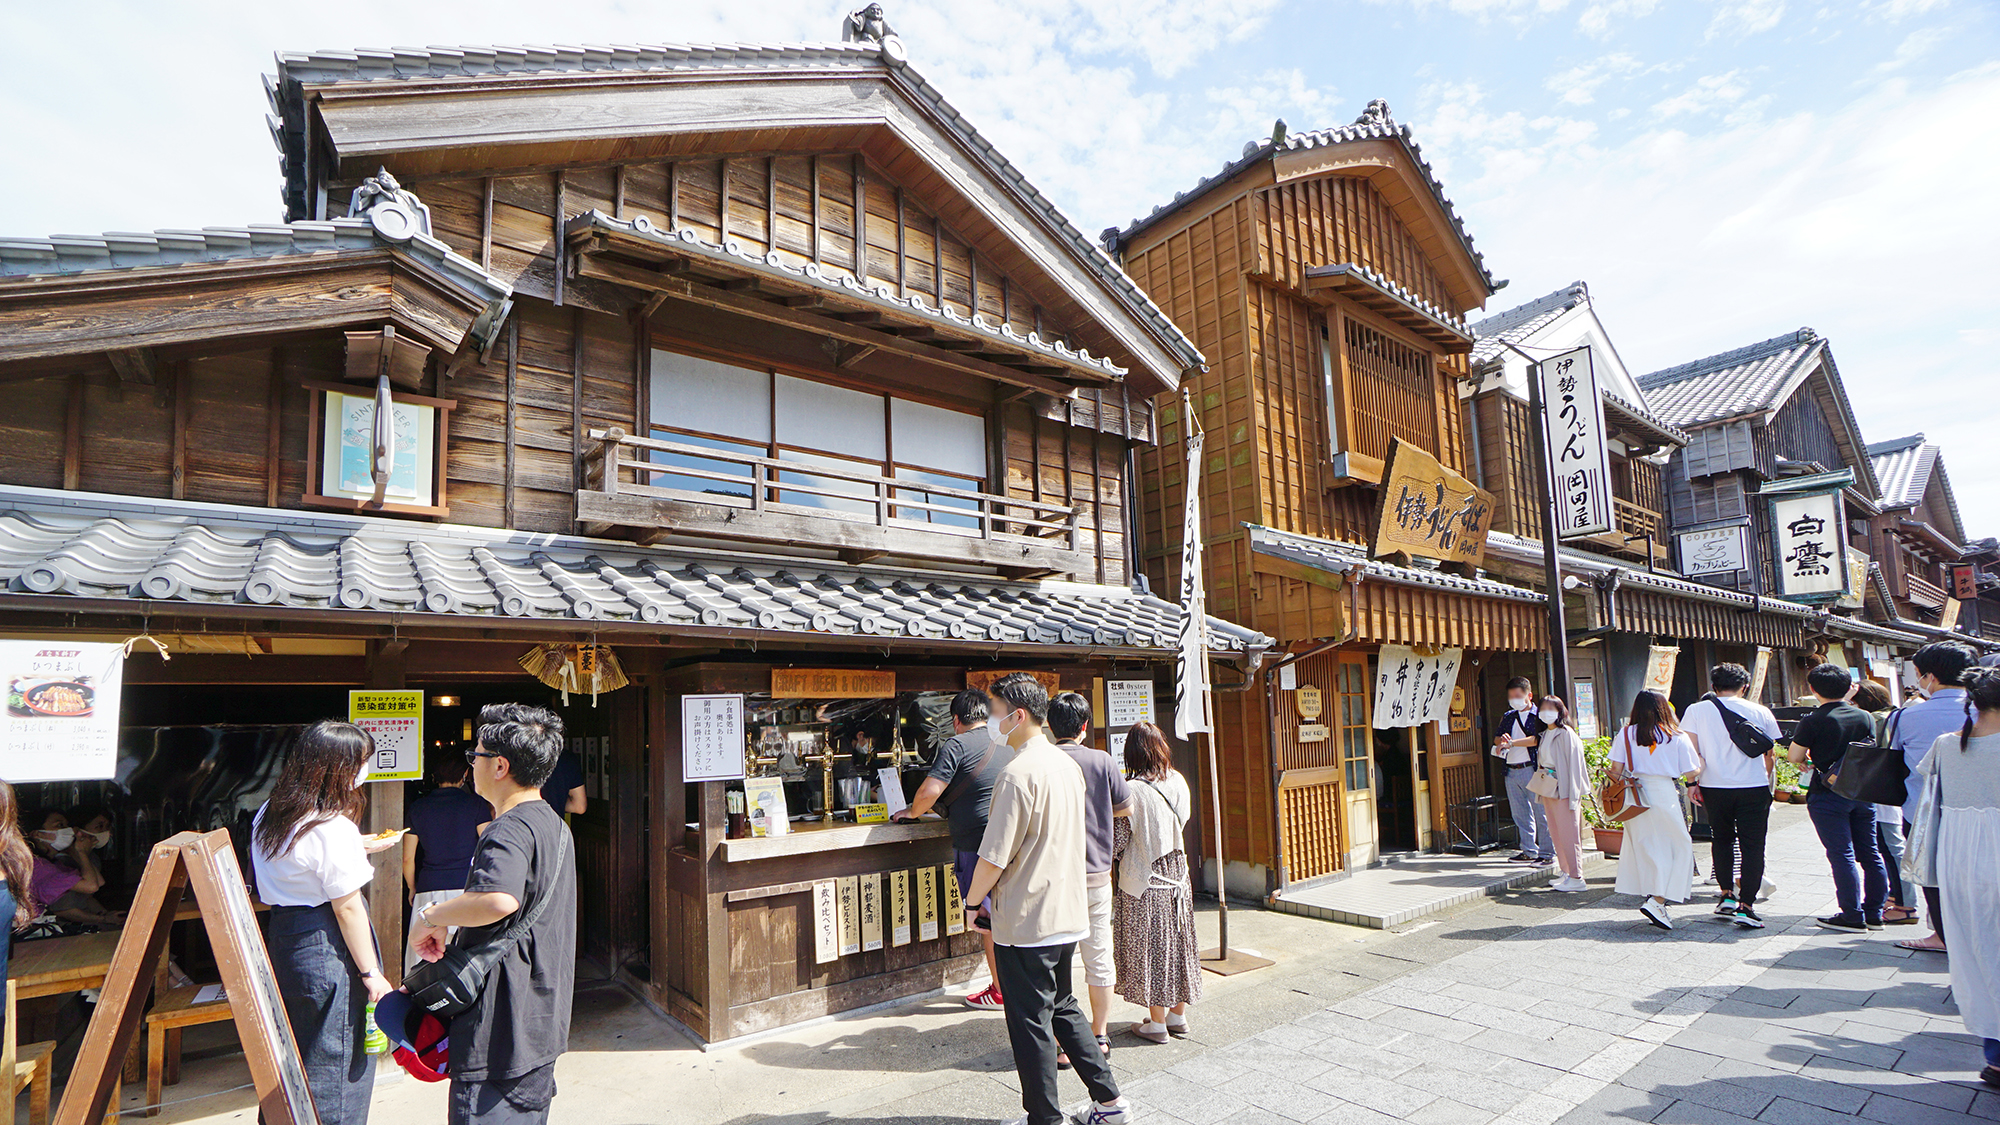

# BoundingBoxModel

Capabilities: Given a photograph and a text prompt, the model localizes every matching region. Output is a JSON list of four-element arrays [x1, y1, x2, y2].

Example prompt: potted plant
[[1581, 734, 1622, 857], [1772, 757, 1805, 803]]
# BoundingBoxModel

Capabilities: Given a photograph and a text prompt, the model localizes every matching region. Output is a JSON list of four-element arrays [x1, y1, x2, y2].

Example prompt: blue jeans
[[1987, 1038, 2000, 1068], [1505, 765, 1550, 858], [1807, 790, 1887, 920]]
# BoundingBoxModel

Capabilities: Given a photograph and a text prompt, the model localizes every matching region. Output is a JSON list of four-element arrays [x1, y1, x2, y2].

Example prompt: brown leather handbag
[[1598, 731, 1651, 823]]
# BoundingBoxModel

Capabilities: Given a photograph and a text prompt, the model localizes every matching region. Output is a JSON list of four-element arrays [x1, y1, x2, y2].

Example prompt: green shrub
[[1582, 734, 1618, 829]]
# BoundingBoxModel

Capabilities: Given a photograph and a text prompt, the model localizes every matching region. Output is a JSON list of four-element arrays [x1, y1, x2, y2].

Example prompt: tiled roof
[[1245, 525, 1544, 604], [1635, 328, 1822, 428], [0, 487, 1267, 657], [1103, 102, 1496, 293], [1865, 434, 1961, 541], [1482, 531, 1819, 620], [1468, 281, 1588, 364], [268, 41, 1203, 373], [568, 211, 1127, 379], [0, 216, 513, 310]]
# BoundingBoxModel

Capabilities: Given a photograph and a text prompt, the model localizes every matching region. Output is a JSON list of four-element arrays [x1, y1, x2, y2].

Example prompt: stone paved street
[[151, 805, 1995, 1125]]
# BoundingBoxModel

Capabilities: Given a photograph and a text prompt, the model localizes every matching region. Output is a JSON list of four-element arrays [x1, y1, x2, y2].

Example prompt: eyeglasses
[[465, 750, 503, 765]]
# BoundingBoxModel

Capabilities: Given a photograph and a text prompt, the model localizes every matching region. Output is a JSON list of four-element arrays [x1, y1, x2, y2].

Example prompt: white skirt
[[1614, 775, 1693, 903], [1940, 805, 2000, 1039]]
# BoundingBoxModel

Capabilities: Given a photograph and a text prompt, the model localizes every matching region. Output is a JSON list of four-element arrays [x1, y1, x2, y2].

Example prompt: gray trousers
[[450, 1062, 557, 1125], [1505, 765, 1550, 857], [268, 904, 376, 1125]]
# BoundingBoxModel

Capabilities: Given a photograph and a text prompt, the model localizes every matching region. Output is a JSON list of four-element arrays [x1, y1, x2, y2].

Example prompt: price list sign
[[1, 641, 124, 783], [681, 694, 746, 782]]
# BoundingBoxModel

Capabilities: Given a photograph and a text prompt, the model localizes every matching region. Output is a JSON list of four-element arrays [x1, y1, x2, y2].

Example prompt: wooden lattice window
[[1280, 780, 1345, 883], [1344, 317, 1438, 462]]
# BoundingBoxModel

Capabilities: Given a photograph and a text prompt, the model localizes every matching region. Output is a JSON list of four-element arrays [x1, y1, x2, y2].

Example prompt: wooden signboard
[[1295, 685, 1324, 720], [965, 669, 1062, 696], [771, 668, 896, 698], [1371, 437, 1495, 567], [837, 876, 861, 957], [942, 863, 965, 936], [917, 867, 939, 942], [1297, 723, 1330, 743], [890, 870, 912, 947], [860, 874, 884, 952], [57, 830, 317, 1125]]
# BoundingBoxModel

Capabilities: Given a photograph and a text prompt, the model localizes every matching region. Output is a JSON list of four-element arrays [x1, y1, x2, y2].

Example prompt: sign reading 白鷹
[[1770, 490, 1847, 602], [1371, 438, 1495, 567], [1, 641, 124, 782], [1370, 645, 1464, 730], [1678, 524, 1749, 579], [1537, 346, 1613, 538]]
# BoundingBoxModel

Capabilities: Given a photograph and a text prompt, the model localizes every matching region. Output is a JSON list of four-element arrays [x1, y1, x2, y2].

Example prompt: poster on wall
[[1370, 645, 1464, 729], [349, 690, 423, 781], [1572, 678, 1600, 740], [1537, 346, 1615, 538], [681, 694, 746, 782], [1, 641, 125, 782], [1643, 645, 1679, 696], [1770, 490, 1847, 601]]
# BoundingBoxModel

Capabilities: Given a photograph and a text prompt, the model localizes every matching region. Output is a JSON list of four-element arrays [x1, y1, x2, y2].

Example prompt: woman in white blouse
[[1533, 696, 1592, 893], [1609, 691, 1703, 930], [251, 721, 400, 1125]]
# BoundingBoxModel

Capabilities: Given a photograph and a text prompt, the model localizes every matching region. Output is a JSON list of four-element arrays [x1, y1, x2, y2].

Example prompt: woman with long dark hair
[[251, 721, 399, 1124], [1533, 696, 1591, 892], [1111, 722, 1200, 1044], [1609, 691, 1702, 929], [1915, 667, 2000, 1088], [0, 781, 39, 981]]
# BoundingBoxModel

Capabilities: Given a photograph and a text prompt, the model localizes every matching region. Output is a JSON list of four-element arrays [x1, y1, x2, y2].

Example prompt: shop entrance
[[1372, 726, 1419, 853]]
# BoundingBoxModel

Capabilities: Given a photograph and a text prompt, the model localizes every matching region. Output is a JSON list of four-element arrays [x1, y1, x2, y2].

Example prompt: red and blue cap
[[374, 989, 450, 1082]]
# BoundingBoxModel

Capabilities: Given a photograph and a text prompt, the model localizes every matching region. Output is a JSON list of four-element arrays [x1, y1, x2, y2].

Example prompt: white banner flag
[[1173, 405, 1211, 739]]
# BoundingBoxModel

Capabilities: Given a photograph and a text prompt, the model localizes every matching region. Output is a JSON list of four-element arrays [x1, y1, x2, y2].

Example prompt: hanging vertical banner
[[349, 689, 423, 781], [813, 880, 838, 964], [1770, 490, 1847, 601], [1538, 346, 1614, 538], [1370, 645, 1464, 730], [1749, 647, 1773, 702], [1, 641, 125, 783], [890, 870, 912, 947], [836, 876, 861, 956], [1643, 645, 1680, 695], [860, 874, 884, 952], [1173, 398, 1212, 739]]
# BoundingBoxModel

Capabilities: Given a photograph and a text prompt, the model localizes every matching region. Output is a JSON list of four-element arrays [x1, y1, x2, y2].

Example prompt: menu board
[[942, 863, 965, 936], [1105, 680, 1154, 728], [837, 877, 861, 956], [860, 875, 884, 952], [681, 694, 746, 782], [349, 689, 423, 781], [890, 871, 912, 947], [813, 881, 838, 964], [1, 641, 124, 782], [917, 867, 939, 941]]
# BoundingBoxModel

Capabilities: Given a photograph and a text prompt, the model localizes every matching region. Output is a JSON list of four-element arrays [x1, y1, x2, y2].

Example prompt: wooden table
[[7, 932, 123, 1002]]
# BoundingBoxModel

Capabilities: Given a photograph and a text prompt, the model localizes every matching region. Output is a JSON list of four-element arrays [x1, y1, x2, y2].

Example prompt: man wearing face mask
[[1889, 641, 1976, 953], [895, 690, 1013, 1008], [961, 674, 1129, 1125], [1493, 676, 1552, 866]]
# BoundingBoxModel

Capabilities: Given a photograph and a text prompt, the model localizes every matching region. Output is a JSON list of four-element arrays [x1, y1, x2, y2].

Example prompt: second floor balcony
[[575, 429, 1087, 579]]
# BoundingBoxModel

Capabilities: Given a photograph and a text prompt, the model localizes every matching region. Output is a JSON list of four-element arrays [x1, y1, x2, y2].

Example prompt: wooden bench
[[3, 979, 58, 1125], [142, 986, 234, 1117]]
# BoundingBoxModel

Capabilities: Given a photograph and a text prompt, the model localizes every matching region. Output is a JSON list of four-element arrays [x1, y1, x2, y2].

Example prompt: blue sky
[[5, 1, 1997, 529]]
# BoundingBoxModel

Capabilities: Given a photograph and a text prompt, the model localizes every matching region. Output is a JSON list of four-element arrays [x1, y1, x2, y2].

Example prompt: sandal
[[1880, 906, 1920, 925], [1096, 1035, 1112, 1055], [1895, 938, 1947, 953], [1056, 1051, 1072, 1071]]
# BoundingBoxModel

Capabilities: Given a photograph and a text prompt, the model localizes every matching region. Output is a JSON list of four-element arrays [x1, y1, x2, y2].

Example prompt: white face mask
[[1509, 697, 1532, 711], [354, 764, 371, 790], [86, 829, 111, 850], [1537, 709, 1560, 724], [987, 710, 1019, 745], [37, 827, 75, 851]]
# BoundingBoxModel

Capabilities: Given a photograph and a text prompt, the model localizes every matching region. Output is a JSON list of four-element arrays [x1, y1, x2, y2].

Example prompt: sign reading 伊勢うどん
[[1537, 346, 1614, 539], [1371, 439, 1495, 567], [1, 641, 124, 782]]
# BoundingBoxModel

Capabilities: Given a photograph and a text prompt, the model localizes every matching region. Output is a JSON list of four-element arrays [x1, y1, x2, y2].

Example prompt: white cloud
[[1545, 52, 1643, 104], [1577, 1, 1662, 38], [1874, 0, 1949, 19], [1707, 0, 1787, 39], [1871, 26, 1948, 73], [1652, 70, 1764, 120]]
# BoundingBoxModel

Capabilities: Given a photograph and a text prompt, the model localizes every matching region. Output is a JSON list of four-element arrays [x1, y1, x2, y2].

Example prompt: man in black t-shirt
[[1785, 663, 1887, 932], [411, 704, 578, 1125]]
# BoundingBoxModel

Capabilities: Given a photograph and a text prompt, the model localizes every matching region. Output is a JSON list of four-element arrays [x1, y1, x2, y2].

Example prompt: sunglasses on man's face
[[465, 749, 503, 765]]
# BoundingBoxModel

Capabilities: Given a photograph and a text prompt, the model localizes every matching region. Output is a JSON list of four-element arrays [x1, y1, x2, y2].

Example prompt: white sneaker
[[1758, 877, 1777, 902], [1551, 875, 1586, 892], [1068, 1098, 1133, 1125], [1132, 1020, 1170, 1043], [1640, 899, 1673, 930]]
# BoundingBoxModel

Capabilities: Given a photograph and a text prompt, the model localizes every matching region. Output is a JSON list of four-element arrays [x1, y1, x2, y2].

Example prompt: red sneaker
[[963, 983, 1004, 1010]]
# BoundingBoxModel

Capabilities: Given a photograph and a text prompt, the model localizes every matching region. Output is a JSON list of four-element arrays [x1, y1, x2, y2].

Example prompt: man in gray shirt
[[1049, 692, 1130, 1060], [896, 689, 1014, 1008]]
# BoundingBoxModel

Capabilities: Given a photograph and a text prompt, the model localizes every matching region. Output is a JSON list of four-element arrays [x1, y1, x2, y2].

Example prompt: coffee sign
[[1371, 438, 1495, 567]]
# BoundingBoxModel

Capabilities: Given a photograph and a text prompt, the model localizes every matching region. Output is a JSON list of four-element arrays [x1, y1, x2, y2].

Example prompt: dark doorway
[[1374, 726, 1419, 852]]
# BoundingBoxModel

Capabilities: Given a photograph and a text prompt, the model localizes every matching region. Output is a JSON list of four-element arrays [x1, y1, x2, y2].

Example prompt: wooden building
[[1864, 434, 1982, 646], [0, 26, 1270, 1044], [1103, 104, 1552, 892]]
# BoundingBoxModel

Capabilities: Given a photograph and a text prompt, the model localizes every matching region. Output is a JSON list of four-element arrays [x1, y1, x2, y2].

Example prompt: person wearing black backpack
[[1680, 663, 1783, 929], [1786, 664, 1889, 933]]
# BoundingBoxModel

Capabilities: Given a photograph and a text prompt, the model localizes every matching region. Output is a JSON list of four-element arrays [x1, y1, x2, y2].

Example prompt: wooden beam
[[835, 343, 877, 369], [170, 360, 189, 500], [553, 170, 567, 308], [480, 177, 494, 272], [571, 307, 586, 492], [62, 371, 83, 490], [266, 347, 285, 508], [504, 319, 518, 529], [571, 255, 1080, 399], [105, 347, 157, 393]]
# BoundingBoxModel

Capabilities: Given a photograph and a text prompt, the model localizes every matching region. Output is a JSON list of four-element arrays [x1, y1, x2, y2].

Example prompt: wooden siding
[[1760, 388, 1847, 479], [1613, 587, 1808, 649], [1681, 421, 1755, 479], [1251, 178, 1459, 316]]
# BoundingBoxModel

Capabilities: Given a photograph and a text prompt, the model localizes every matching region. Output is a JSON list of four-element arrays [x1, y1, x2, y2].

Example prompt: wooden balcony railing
[[574, 429, 1086, 577], [1614, 498, 1663, 542], [1907, 573, 1949, 610]]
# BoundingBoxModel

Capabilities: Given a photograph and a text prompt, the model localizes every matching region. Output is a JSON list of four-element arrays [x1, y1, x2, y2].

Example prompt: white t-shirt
[[250, 805, 376, 908], [1679, 696, 1781, 790], [1614, 727, 1701, 778]]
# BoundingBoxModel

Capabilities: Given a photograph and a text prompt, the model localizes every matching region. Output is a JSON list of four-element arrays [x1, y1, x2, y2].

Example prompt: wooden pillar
[[364, 639, 409, 986]]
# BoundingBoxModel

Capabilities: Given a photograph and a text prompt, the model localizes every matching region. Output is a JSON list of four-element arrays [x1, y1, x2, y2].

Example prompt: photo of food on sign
[[7, 675, 96, 718]]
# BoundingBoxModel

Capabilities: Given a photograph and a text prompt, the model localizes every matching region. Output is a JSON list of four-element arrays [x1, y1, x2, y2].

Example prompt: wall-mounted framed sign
[[302, 379, 455, 518], [1295, 685, 1324, 720], [1678, 523, 1749, 579], [1770, 490, 1847, 602]]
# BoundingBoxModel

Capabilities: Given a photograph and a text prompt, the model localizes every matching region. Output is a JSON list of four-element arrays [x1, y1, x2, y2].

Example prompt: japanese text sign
[[1678, 524, 1749, 578], [1537, 346, 1614, 538], [1770, 491, 1846, 601], [1370, 645, 1464, 730], [1371, 438, 1496, 567], [1104, 680, 1153, 728], [348, 690, 422, 781], [1, 641, 124, 782], [681, 694, 746, 782]]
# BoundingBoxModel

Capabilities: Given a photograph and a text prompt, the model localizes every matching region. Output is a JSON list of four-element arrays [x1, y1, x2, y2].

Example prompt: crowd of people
[[1501, 642, 1998, 1090], [901, 678, 1199, 1125]]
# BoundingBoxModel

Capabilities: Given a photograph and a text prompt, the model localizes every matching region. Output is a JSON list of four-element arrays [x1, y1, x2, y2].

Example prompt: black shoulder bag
[[404, 826, 570, 1019], [1823, 711, 1910, 807], [1702, 693, 1776, 759]]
